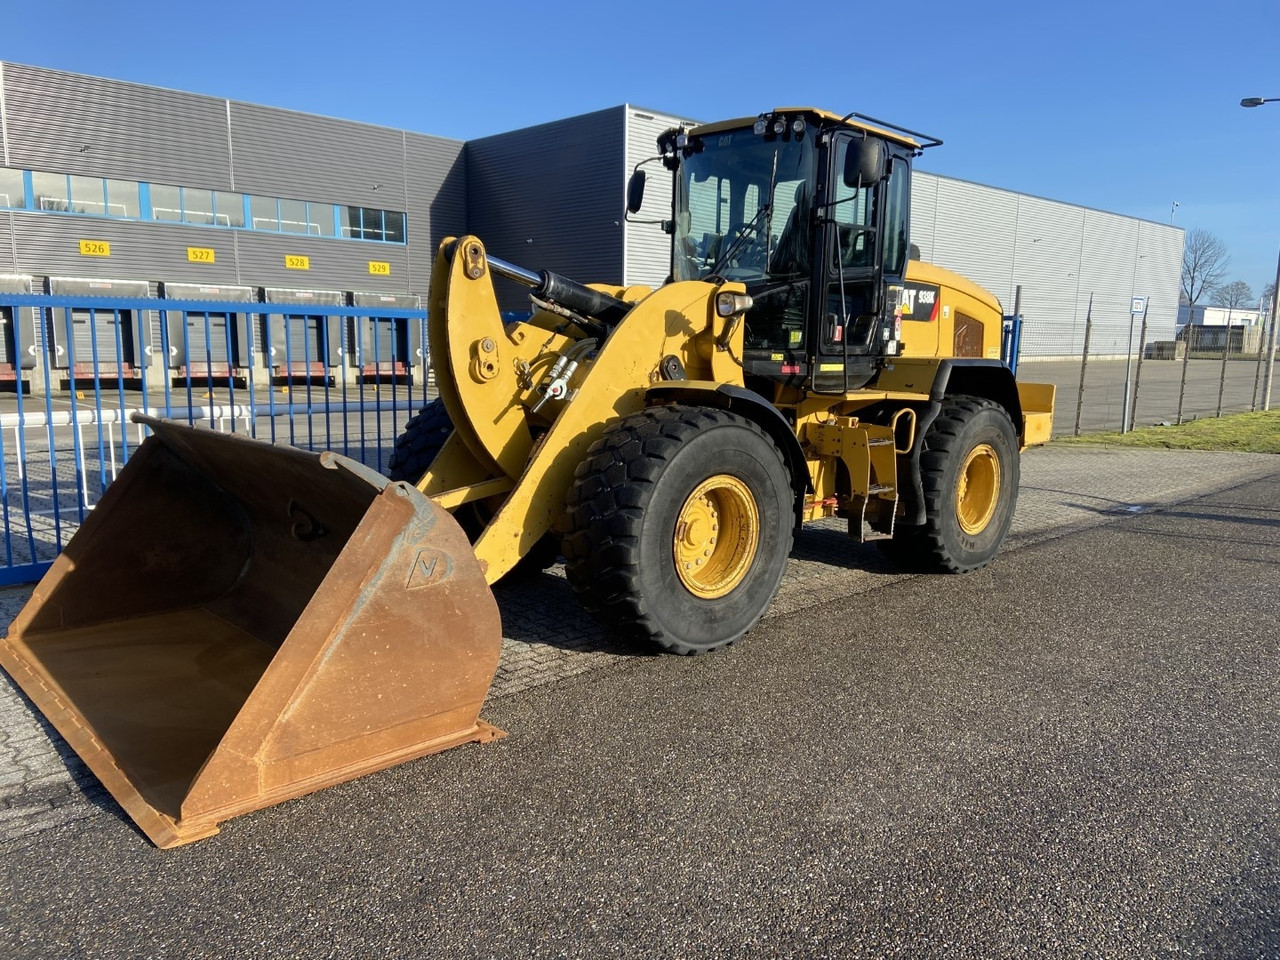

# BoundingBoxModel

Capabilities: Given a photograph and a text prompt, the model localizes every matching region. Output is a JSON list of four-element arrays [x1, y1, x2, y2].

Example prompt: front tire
[[880, 396, 1019, 573], [388, 398, 559, 574], [387, 398, 451, 483], [563, 405, 795, 655]]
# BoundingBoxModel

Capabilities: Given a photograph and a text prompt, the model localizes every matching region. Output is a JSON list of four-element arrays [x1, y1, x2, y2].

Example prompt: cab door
[[811, 137, 897, 391]]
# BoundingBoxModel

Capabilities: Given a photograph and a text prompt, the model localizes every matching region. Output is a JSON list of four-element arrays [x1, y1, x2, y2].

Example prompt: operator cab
[[644, 109, 936, 394]]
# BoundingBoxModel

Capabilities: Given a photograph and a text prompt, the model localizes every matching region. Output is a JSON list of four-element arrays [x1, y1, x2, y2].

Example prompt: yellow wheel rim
[[956, 443, 1002, 536], [673, 475, 759, 599]]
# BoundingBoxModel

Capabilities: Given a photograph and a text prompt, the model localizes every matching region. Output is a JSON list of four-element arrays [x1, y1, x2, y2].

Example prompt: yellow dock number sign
[[187, 247, 216, 263], [79, 240, 111, 257], [285, 255, 310, 270], [368, 261, 391, 276]]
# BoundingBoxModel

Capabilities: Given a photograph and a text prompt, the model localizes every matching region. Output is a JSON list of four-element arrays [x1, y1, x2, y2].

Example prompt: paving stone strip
[[1, 445, 1275, 845]]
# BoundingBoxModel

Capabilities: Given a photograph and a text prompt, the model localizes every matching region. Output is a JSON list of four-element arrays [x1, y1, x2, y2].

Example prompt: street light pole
[[1240, 96, 1278, 408], [1262, 247, 1280, 410]]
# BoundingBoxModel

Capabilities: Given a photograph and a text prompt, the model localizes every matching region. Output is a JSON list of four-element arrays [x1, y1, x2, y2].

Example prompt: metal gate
[[0, 290, 432, 586]]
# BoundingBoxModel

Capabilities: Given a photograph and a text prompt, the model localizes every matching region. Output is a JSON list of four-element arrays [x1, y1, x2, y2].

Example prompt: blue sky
[[7, 0, 1280, 298]]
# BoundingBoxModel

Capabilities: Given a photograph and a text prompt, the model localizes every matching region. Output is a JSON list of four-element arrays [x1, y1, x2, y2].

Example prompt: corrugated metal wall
[[232, 231, 411, 292], [229, 102, 405, 206], [0, 214, 13, 272], [912, 171, 1184, 357], [0, 63, 464, 299], [623, 107, 695, 287], [404, 132, 467, 289], [3, 63, 231, 189], [9, 212, 242, 283], [466, 107, 625, 312], [1008, 195, 1087, 355]]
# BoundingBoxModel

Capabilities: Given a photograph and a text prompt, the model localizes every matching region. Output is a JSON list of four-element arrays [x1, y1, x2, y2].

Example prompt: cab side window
[[882, 158, 910, 278]]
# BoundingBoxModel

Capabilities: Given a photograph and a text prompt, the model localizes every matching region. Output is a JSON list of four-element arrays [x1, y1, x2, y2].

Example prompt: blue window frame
[[340, 206, 406, 243], [11, 166, 404, 243], [150, 184, 245, 227], [0, 168, 25, 208]]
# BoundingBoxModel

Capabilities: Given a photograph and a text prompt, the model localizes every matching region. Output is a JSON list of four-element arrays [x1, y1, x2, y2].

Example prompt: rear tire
[[563, 405, 794, 655], [879, 396, 1019, 573]]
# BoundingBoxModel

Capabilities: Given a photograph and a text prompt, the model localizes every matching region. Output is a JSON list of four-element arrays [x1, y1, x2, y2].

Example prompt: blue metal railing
[[1002, 314, 1024, 376], [0, 292, 432, 585]]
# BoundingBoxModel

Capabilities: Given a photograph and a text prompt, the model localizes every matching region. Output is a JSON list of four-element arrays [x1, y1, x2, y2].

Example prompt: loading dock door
[[0, 275, 39, 382], [278, 314, 341, 375], [349, 291, 421, 381], [262, 287, 344, 380], [161, 283, 254, 376], [65, 307, 138, 376], [46, 277, 152, 379]]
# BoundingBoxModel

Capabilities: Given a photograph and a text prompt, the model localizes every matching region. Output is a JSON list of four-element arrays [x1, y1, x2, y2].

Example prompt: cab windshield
[[673, 128, 816, 283]]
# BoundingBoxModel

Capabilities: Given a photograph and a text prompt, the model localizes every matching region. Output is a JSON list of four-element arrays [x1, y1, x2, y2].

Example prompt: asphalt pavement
[[0, 454, 1278, 958]]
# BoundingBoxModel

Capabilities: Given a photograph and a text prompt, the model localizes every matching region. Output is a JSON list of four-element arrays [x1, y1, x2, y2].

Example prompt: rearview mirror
[[844, 138, 887, 186], [627, 171, 646, 213]]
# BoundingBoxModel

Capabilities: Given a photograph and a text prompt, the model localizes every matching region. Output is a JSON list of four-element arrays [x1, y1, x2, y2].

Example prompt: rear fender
[[896, 360, 1030, 527], [930, 359, 1023, 426]]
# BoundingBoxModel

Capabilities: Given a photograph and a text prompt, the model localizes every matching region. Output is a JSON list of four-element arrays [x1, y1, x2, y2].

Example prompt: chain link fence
[[1016, 306, 1276, 437]]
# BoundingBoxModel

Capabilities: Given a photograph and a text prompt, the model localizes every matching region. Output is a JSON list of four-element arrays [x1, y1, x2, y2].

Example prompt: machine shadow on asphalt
[[492, 521, 914, 656], [490, 572, 650, 657], [785, 525, 898, 569]]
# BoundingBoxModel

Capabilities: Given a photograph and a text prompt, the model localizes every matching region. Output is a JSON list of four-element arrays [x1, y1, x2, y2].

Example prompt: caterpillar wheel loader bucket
[[0, 416, 503, 848]]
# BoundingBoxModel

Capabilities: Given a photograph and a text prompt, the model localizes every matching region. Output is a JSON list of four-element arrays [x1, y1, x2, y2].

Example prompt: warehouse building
[[0, 61, 1183, 380]]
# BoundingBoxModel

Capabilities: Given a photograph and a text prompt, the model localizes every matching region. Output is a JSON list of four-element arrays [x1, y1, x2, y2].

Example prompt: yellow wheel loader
[[1, 108, 1054, 846]]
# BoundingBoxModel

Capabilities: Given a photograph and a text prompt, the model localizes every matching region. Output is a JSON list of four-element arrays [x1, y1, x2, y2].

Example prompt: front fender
[[646, 381, 809, 529]]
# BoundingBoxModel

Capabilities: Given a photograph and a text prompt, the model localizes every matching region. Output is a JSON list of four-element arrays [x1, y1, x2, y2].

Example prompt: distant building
[[1176, 304, 1263, 327], [1174, 305, 1264, 354]]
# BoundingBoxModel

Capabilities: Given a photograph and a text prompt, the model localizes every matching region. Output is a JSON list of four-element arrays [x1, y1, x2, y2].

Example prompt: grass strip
[[1055, 410, 1280, 454]]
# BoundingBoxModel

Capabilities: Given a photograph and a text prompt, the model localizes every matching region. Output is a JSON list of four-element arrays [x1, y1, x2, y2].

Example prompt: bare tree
[[1213, 280, 1254, 312], [1264, 282, 1277, 313], [1181, 227, 1230, 304]]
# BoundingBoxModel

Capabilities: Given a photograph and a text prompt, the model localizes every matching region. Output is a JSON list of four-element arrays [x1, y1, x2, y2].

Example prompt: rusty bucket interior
[[0, 416, 503, 848]]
